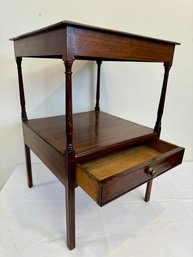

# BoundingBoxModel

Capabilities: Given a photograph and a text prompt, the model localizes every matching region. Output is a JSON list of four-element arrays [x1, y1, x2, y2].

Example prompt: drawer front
[[101, 147, 184, 205]]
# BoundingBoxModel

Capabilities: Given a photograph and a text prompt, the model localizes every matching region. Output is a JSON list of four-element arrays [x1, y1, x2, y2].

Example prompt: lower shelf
[[76, 139, 184, 206], [25, 111, 156, 160]]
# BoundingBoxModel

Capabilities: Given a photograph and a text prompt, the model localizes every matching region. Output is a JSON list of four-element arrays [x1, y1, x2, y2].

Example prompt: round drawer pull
[[147, 167, 157, 177]]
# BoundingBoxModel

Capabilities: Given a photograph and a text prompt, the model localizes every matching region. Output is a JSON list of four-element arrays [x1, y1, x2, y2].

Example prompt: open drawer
[[76, 139, 184, 206]]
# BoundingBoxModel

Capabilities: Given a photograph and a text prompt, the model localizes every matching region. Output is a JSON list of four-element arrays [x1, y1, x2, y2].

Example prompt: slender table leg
[[144, 180, 153, 202], [24, 145, 33, 188], [64, 60, 75, 250], [65, 153, 75, 250]]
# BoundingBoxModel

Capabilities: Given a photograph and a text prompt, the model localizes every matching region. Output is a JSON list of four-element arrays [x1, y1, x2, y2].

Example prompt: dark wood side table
[[11, 21, 184, 250]]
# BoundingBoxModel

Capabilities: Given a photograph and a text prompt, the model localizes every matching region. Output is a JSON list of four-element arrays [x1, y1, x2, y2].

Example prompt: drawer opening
[[76, 139, 184, 206]]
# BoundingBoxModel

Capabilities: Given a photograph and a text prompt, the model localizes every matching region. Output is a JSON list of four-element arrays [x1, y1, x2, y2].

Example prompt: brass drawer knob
[[147, 167, 157, 177]]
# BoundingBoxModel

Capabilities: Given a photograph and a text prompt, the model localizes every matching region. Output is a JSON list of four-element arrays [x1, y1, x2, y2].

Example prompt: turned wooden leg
[[154, 63, 171, 135], [64, 60, 75, 249], [144, 180, 153, 202], [24, 145, 33, 188], [16, 57, 28, 121]]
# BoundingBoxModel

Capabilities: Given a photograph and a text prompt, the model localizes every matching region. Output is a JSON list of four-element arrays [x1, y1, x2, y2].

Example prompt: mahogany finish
[[11, 21, 184, 250], [11, 21, 179, 64], [23, 123, 66, 185], [25, 111, 157, 158]]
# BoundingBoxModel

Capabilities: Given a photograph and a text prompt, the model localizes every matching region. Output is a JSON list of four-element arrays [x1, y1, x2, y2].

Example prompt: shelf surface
[[25, 111, 157, 159]]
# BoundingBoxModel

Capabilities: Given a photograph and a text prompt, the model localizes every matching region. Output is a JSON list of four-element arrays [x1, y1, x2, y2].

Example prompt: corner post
[[65, 61, 74, 151], [16, 57, 27, 121], [16, 57, 33, 188], [64, 60, 76, 250], [95, 60, 102, 111], [154, 62, 171, 136]]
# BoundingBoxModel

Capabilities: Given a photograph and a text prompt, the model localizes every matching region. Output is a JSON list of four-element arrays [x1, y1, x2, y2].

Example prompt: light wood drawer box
[[76, 139, 184, 206]]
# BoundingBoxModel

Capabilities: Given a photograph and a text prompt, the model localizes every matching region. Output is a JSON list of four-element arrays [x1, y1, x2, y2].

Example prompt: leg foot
[[145, 180, 153, 202], [24, 145, 33, 188]]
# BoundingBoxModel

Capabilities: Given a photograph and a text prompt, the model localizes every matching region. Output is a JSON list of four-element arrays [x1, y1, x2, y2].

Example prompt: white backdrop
[[0, 0, 193, 189]]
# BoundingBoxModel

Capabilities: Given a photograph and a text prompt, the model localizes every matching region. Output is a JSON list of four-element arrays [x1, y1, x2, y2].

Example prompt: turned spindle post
[[154, 62, 171, 136], [65, 61, 74, 151], [16, 57, 27, 122], [95, 60, 102, 111]]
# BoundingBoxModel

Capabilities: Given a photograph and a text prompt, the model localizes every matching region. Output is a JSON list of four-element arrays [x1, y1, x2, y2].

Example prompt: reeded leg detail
[[144, 180, 153, 202], [24, 145, 33, 188]]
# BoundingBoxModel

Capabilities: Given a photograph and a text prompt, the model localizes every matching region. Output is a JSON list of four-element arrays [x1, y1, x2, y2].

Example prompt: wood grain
[[11, 21, 178, 65], [74, 28, 175, 64], [13, 28, 66, 58], [23, 123, 66, 185], [76, 164, 100, 202], [26, 111, 157, 160], [79, 146, 160, 181]]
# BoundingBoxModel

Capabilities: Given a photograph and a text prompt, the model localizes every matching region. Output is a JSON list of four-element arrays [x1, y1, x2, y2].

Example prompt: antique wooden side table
[[11, 21, 184, 250]]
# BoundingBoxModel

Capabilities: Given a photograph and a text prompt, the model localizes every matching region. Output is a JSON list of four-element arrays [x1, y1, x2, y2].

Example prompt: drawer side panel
[[76, 164, 100, 203]]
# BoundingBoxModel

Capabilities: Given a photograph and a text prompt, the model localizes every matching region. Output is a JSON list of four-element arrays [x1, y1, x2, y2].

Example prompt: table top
[[11, 21, 179, 63], [10, 20, 179, 45]]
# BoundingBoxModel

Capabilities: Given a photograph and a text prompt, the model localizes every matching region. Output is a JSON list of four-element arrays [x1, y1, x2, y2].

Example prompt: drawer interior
[[76, 139, 184, 205], [77, 145, 160, 181]]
